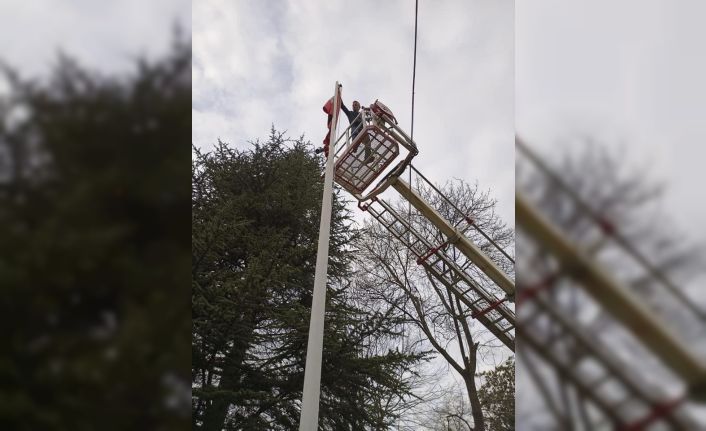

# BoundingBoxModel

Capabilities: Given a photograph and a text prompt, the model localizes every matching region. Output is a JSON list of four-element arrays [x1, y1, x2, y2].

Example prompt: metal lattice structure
[[363, 190, 516, 350], [518, 278, 700, 429], [329, 101, 516, 353], [516, 137, 706, 429]]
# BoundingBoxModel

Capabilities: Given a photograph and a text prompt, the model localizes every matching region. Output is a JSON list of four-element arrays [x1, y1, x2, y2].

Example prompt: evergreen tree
[[191, 130, 425, 430], [0, 40, 191, 429]]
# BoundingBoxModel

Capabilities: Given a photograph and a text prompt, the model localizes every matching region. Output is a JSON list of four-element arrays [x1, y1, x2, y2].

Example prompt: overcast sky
[[0, 0, 190, 77], [517, 0, 706, 325], [517, 0, 706, 245], [517, 1, 706, 426], [193, 0, 515, 227]]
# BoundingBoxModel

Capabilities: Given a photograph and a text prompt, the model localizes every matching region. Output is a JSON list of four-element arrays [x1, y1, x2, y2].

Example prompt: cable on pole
[[407, 0, 419, 261], [410, 0, 418, 144]]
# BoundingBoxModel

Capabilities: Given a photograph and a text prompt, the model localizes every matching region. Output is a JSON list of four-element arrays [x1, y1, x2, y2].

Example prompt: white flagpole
[[299, 81, 341, 430]]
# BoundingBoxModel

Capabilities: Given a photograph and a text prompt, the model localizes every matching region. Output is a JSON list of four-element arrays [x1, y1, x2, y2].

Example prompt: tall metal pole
[[299, 82, 341, 430]]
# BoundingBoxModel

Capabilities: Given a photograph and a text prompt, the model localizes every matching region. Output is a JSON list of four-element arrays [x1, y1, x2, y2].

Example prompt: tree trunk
[[201, 313, 255, 430], [463, 373, 485, 431], [201, 368, 237, 431]]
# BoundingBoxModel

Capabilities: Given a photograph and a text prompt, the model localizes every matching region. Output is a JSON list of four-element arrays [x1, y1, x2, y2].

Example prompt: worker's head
[[352, 100, 360, 112]]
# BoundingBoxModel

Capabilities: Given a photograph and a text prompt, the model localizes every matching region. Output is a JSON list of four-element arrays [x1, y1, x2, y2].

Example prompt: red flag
[[323, 97, 334, 115], [322, 93, 341, 157]]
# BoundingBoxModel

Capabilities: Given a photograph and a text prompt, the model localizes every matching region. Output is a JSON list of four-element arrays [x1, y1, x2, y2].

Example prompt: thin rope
[[407, 0, 419, 259], [398, 2, 420, 404], [410, 0, 418, 143]]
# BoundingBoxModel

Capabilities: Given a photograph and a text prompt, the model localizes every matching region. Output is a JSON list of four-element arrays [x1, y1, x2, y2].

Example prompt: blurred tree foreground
[[191, 131, 426, 430], [0, 40, 191, 429]]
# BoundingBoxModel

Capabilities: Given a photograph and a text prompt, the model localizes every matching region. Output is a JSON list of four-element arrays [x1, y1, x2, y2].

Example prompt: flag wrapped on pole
[[321, 91, 341, 157]]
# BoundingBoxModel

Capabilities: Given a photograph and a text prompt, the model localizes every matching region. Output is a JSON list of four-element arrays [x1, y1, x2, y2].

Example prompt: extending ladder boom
[[363, 195, 516, 351], [519, 279, 700, 429], [391, 177, 516, 298], [516, 137, 706, 428], [518, 191, 706, 400]]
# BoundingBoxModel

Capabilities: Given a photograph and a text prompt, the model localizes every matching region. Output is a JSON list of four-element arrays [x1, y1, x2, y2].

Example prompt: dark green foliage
[[192, 130, 425, 430], [478, 359, 515, 431], [0, 41, 191, 429]]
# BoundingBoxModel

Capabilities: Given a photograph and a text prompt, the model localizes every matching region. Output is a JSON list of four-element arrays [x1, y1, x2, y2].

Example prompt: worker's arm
[[340, 103, 356, 124]]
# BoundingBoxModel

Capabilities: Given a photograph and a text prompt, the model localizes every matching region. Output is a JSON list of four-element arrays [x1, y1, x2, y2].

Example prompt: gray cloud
[[193, 0, 515, 226], [0, 0, 190, 76], [517, 0, 706, 241]]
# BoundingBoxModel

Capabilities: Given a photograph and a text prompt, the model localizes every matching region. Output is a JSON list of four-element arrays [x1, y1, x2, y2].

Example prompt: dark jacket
[[341, 103, 363, 138]]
